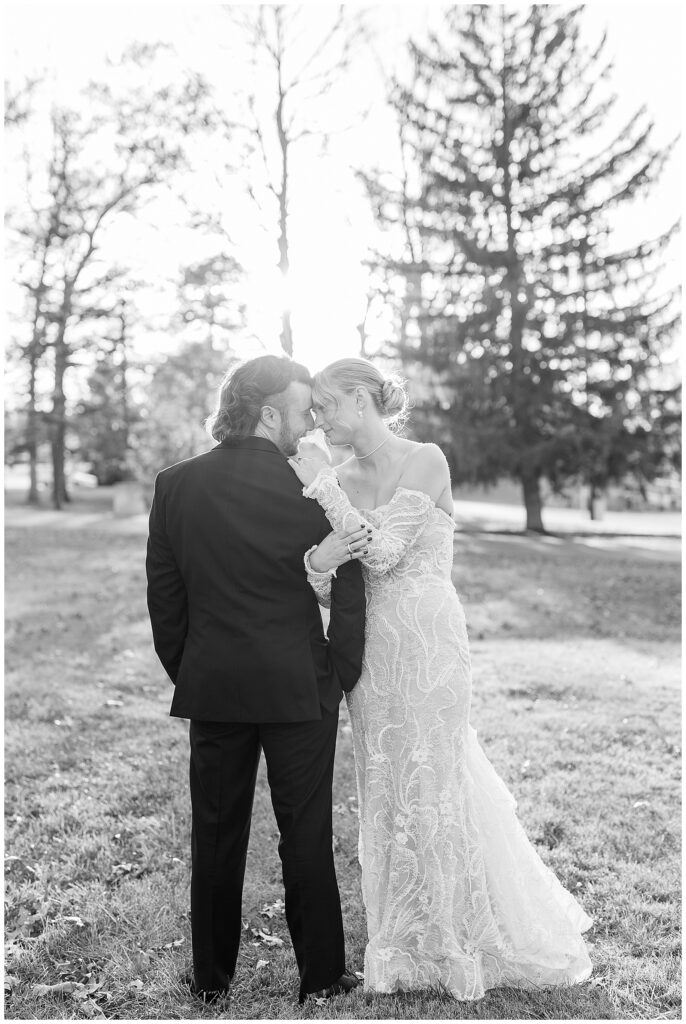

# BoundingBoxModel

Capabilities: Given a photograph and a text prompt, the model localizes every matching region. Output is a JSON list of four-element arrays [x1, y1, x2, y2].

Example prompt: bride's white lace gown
[[304, 468, 592, 999]]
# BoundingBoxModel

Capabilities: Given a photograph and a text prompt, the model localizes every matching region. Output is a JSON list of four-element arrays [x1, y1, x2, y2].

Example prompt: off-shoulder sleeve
[[303, 466, 434, 575]]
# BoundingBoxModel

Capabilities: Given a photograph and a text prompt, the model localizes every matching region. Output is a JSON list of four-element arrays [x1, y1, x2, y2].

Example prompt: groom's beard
[[276, 419, 302, 458]]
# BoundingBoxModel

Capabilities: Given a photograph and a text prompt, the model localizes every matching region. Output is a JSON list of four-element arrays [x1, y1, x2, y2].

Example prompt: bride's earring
[[357, 410, 363, 418]]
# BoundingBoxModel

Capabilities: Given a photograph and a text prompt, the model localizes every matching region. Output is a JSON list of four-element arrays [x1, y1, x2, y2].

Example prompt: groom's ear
[[259, 404, 279, 428]]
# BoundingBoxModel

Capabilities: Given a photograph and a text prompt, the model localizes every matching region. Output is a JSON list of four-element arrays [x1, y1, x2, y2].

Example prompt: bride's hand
[[310, 526, 372, 572], [288, 446, 330, 486]]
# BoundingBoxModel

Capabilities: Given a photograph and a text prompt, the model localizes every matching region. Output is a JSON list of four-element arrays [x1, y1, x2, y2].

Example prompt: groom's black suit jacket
[[146, 436, 366, 722]]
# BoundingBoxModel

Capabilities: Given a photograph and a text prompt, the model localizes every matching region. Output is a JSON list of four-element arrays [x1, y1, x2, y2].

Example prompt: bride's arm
[[304, 546, 334, 608], [300, 466, 434, 574], [302, 524, 371, 606]]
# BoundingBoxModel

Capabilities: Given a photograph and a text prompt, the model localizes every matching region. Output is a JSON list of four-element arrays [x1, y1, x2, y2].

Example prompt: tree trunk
[[51, 309, 70, 510], [26, 251, 52, 505], [357, 321, 367, 358], [521, 468, 545, 532], [588, 483, 607, 521], [501, 29, 542, 536], [51, 418, 68, 509], [118, 303, 130, 457], [277, 183, 293, 353], [400, 269, 423, 351], [275, 73, 293, 356], [27, 344, 40, 505], [280, 301, 293, 356]]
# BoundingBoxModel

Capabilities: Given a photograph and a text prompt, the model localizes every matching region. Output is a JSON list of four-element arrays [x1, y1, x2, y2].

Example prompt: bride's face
[[312, 388, 357, 446]]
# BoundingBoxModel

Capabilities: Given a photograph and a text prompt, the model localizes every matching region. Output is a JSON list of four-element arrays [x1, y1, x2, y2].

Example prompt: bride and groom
[[146, 353, 592, 1006]]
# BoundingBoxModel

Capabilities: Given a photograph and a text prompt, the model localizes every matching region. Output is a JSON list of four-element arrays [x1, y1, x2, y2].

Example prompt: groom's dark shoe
[[299, 970, 360, 1005], [181, 971, 229, 1004]]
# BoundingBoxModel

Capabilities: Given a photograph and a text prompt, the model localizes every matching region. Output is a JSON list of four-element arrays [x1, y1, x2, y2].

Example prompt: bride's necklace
[[355, 435, 391, 460]]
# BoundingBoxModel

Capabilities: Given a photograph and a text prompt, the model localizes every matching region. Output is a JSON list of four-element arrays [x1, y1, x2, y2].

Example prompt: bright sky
[[3, 2, 682, 376]]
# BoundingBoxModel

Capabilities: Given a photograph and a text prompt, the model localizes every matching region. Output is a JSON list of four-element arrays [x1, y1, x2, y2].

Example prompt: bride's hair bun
[[312, 358, 411, 431], [379, 377, 408, 419]]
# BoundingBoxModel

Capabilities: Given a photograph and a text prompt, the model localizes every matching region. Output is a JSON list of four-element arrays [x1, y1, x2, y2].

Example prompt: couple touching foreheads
[[146, 354, 592, 1007]]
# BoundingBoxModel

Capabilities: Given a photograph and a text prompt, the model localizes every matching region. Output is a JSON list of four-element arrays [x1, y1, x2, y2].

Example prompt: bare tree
[[224, 4, 367, 355]]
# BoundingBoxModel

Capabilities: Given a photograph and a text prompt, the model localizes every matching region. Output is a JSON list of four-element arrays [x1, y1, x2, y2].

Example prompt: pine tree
[[363, 5, 679, 531]]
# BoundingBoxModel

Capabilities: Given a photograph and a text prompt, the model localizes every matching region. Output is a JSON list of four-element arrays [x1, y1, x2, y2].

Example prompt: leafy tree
[[128, 251, 245, 482], [6, 45, 217, 508], [74, 300, 138, 485], [363, 5, 679, 530], [176, 253, 245, 345], [132, 340, 238, 484]]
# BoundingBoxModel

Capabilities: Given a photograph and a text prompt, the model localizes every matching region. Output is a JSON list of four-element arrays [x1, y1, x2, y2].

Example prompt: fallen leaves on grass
[[260, 898, 285, 919], [539, 820, 566, 849], [4, 856, 37, 881], [243, 915, 285, 948], [108, 861, 149, 885], [33, 980, 98, 996], [32, 978, 107, 1018], [5, 899, 51, 941], [137, 936, 185, 954], [254, 929, 284, 947], [81, 1001, 107, 1019]]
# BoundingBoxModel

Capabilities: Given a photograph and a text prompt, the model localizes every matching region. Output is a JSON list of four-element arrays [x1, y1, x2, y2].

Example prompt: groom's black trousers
[[188, 708, 345, 998]]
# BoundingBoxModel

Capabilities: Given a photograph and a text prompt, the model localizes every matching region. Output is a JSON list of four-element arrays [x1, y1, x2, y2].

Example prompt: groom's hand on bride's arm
[[309, 526, 372, 573]]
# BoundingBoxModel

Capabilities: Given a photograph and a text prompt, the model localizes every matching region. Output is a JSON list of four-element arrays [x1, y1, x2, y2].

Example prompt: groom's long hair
[[206, 355, 312, 442]]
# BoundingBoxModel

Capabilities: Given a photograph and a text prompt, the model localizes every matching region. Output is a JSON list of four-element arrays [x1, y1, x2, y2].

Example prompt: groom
[[146, 354, 365, 1005]]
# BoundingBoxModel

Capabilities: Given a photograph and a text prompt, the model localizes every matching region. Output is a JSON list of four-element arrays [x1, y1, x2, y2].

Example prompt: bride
[[289, 357, 592, 1000]]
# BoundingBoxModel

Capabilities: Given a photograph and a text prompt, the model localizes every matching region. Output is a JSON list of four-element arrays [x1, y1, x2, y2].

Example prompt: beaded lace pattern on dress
[[304, 466, 592, 998]]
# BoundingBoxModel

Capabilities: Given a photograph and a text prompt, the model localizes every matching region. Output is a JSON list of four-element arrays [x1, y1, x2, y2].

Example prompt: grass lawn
[[4, 505, 681, 1020]]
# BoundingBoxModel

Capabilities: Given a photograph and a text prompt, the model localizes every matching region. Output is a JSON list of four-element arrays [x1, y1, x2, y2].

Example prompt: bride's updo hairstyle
[[313, 358, 409, 430]]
